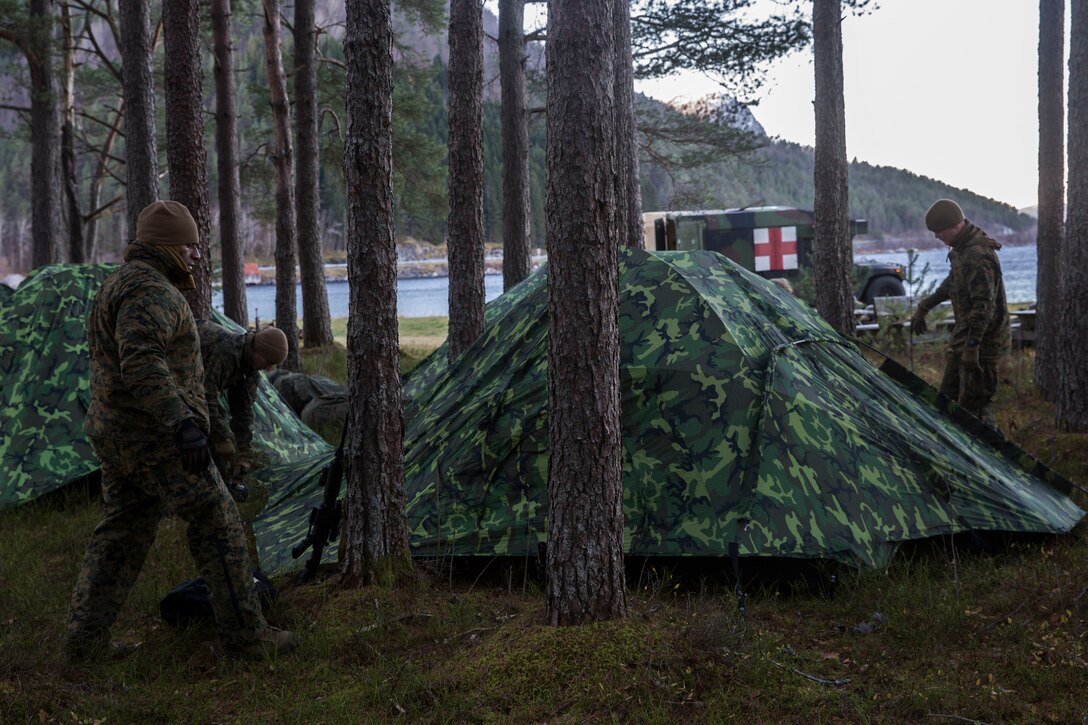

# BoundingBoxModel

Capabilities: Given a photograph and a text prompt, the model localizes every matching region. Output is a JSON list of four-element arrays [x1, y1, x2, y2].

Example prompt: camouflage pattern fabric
[[938, 351, 999, 420], [919, 223, 1010, 359], [197, 320, 259, 453], [84, 244, 209, 440], [249, 249, 1081, 574], [0, 265, 113, 508], [301, 395, 348, 432], [410, 250, 1078, 567], [67, 435, 266, 650], [918, 223, 1010, 418], [68, 251, 271, 654], [0, 264, 331, 512], [267, 371, 345, 417]]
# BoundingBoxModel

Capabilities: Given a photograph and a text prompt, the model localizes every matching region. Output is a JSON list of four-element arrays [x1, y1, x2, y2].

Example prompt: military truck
[[642, 206, 906, 304]]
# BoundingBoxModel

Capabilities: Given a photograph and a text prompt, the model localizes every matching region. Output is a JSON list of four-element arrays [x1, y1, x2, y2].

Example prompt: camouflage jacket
[[84, 244, 209, 440], [922, 222, 1010, 358], [197, 320, 259, 452]]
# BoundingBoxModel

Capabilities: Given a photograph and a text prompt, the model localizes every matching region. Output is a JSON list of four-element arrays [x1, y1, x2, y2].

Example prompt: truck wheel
[[863, 276, 906, 304]]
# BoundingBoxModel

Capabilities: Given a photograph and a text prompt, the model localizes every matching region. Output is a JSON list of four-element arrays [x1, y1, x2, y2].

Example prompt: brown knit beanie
[[924, 199, 965, 232], [249, 327, 289, 365], [136, 200, 199, 246]]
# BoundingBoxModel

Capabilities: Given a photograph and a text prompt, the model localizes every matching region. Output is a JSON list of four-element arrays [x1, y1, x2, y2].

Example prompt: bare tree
[[119, 0, 158, 238], [24, 0, 62, 268], [341, 0, 412, 587], [212, 0, 247, 326], [60, 1, 82, 262], [1036, 0, 1064, 400], [499, 0, 531, 289], [545, 0, 626, 626], [811, 0, 853, 335], [1059, 0, 1088, 430], [261, 0, 301, 370], [163, 0, 213, 317], [294, 0, 333, 347], [613, 0, 642, 248], [447, 0, 485, 360]]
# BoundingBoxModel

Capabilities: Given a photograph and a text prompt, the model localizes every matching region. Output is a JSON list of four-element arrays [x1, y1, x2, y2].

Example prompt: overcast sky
[[637, 0, 1054, 210], [505, 0, 1058, 211]]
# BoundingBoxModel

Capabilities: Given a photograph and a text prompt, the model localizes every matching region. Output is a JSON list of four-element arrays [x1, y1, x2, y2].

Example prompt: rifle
[[291, 418, 348, 583]]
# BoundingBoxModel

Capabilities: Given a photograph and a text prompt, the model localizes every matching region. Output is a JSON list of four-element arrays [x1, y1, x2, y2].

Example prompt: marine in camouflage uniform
[[911, 199, 1010, 423], [197, 320, 288, 492], [65, 200, 294, 661]]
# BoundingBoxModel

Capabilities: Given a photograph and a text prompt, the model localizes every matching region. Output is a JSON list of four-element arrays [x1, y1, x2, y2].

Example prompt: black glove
[[227, 480, 250, 502], [910, 306, 928, 335], [173, 419, 211, 475]]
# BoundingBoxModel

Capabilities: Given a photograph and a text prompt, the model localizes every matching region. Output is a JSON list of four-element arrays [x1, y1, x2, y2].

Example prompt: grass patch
[[310, 316, 446, 380], [2, 344, 1086, 723]]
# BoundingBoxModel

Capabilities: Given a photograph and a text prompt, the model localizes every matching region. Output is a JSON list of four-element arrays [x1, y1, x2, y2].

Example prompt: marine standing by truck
[[910, 199, 1010, 424]]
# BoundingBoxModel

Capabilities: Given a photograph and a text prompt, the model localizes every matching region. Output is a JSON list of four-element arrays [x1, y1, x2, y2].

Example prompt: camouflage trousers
[[66, 436, 268, 652], [939, 351, 1000, 424]]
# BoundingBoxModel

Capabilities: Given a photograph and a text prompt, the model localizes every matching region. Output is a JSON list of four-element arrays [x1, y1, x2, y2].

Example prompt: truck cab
[[642, 207, 905, 304]]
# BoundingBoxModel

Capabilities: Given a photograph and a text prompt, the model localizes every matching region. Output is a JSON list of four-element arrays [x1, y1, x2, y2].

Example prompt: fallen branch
[[926, 714, 993, 725], [768, 659, 849, 686], [355, 612, 433, 634], [986, 600, 1027, 631]]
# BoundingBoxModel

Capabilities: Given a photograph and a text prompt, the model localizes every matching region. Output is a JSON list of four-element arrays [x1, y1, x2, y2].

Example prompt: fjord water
[[217, 245, 1038, 321]]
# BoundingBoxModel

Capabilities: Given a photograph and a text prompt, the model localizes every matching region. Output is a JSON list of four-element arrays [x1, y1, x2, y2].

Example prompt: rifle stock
[[291, 418, 348, 583]]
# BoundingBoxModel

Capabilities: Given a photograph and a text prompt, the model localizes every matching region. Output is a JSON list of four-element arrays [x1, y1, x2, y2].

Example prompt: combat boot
[[224, 626, 298, 659], [65, 636, 137, 664]]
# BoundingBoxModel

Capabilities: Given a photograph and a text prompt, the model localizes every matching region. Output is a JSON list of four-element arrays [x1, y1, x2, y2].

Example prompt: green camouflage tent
[[403, 249, 1082, 569], [252, 249, 1082, 574], [0, 264, 331, 512]]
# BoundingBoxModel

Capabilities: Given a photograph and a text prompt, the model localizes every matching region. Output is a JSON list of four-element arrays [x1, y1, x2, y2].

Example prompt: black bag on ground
[[159, 570, 277, 628]]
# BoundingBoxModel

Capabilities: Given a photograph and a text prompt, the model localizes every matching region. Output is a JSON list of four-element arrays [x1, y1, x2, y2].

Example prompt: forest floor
[[1, 326, 1086, 724]]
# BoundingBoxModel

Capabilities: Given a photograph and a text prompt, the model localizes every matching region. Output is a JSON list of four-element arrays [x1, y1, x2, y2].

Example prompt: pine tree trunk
[[1036, 0, 1065, 400], [341, 0, 412, 588], [1058, 0, 1088, 430], [812, 0, 854, 336], [613, 0, 642, 249], [294, 0, 333, 347], [447, 0, 486, 360], [545, 0, 626, 626], [499, 0, 531, 290], [119, 0, 158, 239], [212, 0, 248, 327], [261, 0, 301, 370], [29, 0, 61, 269], [163, 0, 213, 319]]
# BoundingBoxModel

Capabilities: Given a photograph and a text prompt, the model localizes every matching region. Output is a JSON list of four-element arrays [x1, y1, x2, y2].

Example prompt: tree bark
[[447, 0, 486, 360], [212, 0, 248, 326], [83, 109, 122, 262], [499, 0, 531, 290], [163, 0, 213, 318], [545, 0, 626, 626], [1036, 0, 1064, 400], [61, 1, 82, 263], [812, 0, 853, 336], [294, 0, 333, 347], [261, 0, 301, 370], [1059, 0, 1088, 430], [341, 0, 412, 588], [29, 0, 61, 269], [613, 0, 642, 249], [119, 0, 158, 239]]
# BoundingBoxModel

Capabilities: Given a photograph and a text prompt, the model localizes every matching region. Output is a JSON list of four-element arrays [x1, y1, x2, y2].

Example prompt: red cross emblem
[[753, 226, 798, 272]]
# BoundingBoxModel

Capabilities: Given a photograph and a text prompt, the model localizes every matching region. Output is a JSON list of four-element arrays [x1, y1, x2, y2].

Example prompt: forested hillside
[[0, 2, 1035, 271], [641, 137, 1036, 244]]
